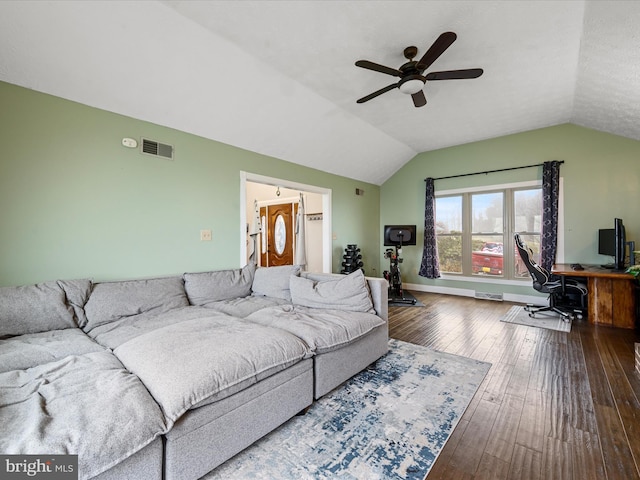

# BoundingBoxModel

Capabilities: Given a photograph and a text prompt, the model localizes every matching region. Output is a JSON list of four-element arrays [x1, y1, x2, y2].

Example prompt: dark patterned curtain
[[540, 160, 561, 272], [419, 178, 441, 278]]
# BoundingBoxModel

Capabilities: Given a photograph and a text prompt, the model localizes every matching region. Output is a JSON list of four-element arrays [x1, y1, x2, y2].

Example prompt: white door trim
[[240, 171, 332, 273]]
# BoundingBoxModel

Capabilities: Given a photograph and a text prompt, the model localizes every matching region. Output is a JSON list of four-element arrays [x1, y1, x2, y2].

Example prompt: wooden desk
[[552, 264, 636, 329]]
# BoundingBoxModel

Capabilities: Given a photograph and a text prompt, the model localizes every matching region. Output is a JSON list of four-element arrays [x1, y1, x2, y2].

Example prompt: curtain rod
[[425, 160, 564, 181]]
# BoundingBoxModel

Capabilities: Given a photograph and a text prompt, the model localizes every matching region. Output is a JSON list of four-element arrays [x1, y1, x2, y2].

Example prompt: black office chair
[[514, 233, 587, 321]]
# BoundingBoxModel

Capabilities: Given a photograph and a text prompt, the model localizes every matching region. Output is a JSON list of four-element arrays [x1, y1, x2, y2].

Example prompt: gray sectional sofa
[[0, 265, 388, 480]]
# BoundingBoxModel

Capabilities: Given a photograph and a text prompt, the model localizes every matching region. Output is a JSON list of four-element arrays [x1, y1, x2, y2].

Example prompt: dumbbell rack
[[341, 244, 364, 274]]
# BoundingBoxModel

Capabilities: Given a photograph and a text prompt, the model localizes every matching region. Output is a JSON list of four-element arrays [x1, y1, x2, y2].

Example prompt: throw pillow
[[289, 269, 375, 313]]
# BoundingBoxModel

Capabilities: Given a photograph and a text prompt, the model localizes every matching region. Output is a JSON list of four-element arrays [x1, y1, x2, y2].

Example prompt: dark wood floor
[[388, 292, 640, 480]]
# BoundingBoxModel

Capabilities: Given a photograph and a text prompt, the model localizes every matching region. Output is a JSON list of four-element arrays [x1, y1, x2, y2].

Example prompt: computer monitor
[[383, 225, 417, 247], [598, 229, 615, 256], [598, 218, 626, 269]]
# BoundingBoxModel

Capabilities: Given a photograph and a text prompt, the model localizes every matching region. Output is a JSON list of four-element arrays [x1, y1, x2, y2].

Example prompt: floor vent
[[475, 291, 504, 301], [141, 138, 174, 160]]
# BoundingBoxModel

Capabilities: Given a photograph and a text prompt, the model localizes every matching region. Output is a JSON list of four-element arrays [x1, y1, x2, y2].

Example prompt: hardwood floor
[[388, 292, 640, 480]]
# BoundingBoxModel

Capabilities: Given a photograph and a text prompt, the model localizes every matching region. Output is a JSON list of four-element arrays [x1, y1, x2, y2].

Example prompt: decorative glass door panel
[[274, 215, 286, 254]]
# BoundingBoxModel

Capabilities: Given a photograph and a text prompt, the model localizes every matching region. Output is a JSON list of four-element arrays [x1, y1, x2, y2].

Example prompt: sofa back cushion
[[57, 278, 92, 328], [0, 281, 77, 337], [184, 263, 255, 306], [290, 269, 375, 313], [83, 276, 188, 331], [252, 265, 301, 301]]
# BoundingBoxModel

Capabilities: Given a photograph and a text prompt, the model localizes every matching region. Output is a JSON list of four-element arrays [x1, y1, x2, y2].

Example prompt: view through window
[[435, 186, 542, 280]]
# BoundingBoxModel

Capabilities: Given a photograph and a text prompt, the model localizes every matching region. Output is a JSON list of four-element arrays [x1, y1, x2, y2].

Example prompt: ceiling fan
[[355, 32, 483, 108]]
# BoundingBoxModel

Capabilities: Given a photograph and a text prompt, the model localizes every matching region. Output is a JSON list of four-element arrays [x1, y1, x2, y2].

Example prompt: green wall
[[0, 82, 380, 286], [4, 80, 639, 293], [381, 124, 640, 297]]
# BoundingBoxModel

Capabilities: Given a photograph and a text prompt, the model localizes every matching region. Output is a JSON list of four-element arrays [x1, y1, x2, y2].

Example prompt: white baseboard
[[503, 293, 546, 306], [403, 282, 546, 306]]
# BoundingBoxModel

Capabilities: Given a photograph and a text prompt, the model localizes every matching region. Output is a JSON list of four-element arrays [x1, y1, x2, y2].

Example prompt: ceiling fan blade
[[412, 90, 427, 108], [356, 83, 398, 104], [416, 31, 457, 72], [425, 68, 484, 81], [355, 60, 403, 77]]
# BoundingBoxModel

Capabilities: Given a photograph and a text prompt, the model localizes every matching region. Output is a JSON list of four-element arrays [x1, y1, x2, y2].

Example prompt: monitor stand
[[601, 263, 615, 269]]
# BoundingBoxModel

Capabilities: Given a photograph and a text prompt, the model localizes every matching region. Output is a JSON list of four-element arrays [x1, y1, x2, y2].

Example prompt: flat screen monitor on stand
[[598, 218, 634, 270]]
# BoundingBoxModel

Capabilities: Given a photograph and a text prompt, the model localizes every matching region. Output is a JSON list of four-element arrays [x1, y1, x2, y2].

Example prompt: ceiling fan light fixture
[[398, 76, 425, 95]]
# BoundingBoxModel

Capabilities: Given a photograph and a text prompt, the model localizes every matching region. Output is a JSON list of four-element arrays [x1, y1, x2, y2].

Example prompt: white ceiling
[[1, 1, 639, 185]]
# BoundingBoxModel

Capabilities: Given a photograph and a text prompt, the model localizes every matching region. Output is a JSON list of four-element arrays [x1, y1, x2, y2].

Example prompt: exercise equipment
[[383, 226, 416, 305], [341, 244, 364, 274]]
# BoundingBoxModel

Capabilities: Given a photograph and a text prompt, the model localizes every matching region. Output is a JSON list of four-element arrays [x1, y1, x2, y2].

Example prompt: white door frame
[[240, 171, 332, 273]]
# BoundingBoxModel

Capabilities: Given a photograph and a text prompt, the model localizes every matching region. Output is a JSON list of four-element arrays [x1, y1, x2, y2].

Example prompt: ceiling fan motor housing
[[403, 46, 418, 60]]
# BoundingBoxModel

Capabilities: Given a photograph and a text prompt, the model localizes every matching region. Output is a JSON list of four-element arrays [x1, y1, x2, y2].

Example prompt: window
[[435, 186, 542, 280], [435, 196, 462, 273], [472, 192, 504, 275], [513, 189, 542, 277]]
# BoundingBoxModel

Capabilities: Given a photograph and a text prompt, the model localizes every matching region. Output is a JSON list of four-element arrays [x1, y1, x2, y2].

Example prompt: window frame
[[434, 180, 563, 285]]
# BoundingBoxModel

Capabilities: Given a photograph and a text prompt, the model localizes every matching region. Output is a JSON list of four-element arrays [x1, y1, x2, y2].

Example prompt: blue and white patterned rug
[[205, 339, 491, 480]]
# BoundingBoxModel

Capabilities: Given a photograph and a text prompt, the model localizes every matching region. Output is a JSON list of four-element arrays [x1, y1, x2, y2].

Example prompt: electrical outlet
[[200, 229, 212, 241]]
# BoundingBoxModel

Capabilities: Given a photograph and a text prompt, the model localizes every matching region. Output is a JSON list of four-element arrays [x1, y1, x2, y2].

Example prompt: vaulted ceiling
[[1, 1, 639, 185]]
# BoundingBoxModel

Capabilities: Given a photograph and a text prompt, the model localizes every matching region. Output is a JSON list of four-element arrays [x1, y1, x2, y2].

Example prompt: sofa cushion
[[114, 316, 311, 422], [0, 351, 167, 480], [184, 263, 255, 306], [203, 295, 291, 318], [57, 278, 92, 328], [0, 281, 76, 337], [245, 305, 385, 354], [252, 265, 300, 301], [86, 306, 230, 350], [290, 269, 375, 313], [0, 328, 104, 373], [83, 276, 188, 331]]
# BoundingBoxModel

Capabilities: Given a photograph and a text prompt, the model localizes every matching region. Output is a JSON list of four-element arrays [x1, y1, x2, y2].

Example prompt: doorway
[[240, 172, 332, 273]]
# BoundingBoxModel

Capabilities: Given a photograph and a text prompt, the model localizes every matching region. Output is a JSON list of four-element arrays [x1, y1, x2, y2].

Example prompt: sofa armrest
[[365, 276, 389, 322]]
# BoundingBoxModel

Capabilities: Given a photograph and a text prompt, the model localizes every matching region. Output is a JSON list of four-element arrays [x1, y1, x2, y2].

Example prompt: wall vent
[[141, 138, 174, 160], [474, 291, 504, 301]]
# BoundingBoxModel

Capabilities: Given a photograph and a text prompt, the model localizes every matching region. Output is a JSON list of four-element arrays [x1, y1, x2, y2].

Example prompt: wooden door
[[260, 203, 297, 267]]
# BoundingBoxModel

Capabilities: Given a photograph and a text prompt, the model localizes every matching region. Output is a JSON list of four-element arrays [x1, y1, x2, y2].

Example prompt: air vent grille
[[141, 138, 174, 160], [474, 291, 504, 301]]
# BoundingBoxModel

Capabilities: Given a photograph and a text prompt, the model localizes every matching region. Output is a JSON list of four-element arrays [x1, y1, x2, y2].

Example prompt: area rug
[[388, 291, 425, 307], [205, 339, 491, 480], [500, 305, 571, 332]]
